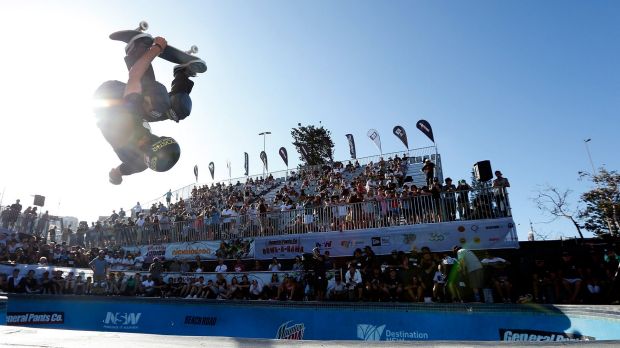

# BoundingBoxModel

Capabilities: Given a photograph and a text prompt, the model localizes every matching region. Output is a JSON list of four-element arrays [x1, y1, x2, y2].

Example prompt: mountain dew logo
[[357, 324, 386, 341], [275, 321, 305, 340]]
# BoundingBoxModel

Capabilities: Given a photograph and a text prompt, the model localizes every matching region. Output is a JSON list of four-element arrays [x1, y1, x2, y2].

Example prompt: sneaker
[[165, 108, 180, 123], [173, 59, 207, 77], [109, 168, 122, 185]]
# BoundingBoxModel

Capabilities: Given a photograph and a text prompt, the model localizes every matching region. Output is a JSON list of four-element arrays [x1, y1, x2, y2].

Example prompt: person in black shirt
[[559, 251, 583, 304], [385, 268, 403, 301], [7, 269, 24, 293], [310, 248, 328, 301]]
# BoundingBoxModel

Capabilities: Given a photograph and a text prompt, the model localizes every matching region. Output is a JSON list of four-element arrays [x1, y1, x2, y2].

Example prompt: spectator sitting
[[268, 257, 281, 272]]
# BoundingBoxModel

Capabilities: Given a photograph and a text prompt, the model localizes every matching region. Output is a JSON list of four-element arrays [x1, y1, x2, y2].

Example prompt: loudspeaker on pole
[[34, 195, 46, 207], [473, 160, 493, 182]]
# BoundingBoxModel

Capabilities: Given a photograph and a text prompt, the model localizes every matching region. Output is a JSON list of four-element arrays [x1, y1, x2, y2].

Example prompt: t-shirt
[[215, 264, 228, 273], [89, 257, 109, 276], [457, 249, 483, 273]]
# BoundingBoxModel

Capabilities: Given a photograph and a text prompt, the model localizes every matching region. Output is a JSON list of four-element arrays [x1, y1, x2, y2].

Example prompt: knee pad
[[169, 93, 192, 120], [143, 82, 171, 120]]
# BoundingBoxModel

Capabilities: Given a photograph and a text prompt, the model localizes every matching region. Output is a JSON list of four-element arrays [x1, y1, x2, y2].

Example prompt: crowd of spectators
[[2, 228, 619, 305], [0, 154, 512, 249]]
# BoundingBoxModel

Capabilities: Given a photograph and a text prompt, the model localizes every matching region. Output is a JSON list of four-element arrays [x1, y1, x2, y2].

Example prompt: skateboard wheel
[[186, 45, 199, 55], [137, 20, 149, 32]]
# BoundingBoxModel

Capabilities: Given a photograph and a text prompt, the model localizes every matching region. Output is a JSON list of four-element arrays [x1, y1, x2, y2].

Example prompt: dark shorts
[[468, 269, 484, 289]]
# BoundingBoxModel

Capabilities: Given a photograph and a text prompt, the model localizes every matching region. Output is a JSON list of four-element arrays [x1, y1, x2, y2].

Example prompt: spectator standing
[[454, 246, 484, 302], [149, 257, 164, 284], [89, 250, 110, 284], [443, 178, 457, 221], [132, 202, 142, 219], [165, 190, 173, 206], [492, 170, 511, 217], [456, 180, 472, 220], [421, 159, 436, 187]]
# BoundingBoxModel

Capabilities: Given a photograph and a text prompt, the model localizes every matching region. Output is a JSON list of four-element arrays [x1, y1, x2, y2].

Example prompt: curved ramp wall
[[5, 295, 620, 342]]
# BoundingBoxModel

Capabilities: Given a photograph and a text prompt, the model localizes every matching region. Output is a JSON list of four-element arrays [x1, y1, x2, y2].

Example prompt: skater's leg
[[167, 70, 195, 121], [124, 36, 156, 88]]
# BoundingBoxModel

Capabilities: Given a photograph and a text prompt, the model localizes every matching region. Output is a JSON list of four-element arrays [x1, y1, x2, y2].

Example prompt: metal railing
[[103, 187, 511, 247]]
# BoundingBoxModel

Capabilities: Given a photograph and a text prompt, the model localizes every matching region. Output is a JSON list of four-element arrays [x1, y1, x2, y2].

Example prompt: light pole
[[259, 131, 271, 178], [583, 138, 596, 174]]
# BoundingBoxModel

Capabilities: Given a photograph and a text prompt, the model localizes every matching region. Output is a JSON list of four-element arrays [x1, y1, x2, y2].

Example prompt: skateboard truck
[[136, 20, 149, 32]]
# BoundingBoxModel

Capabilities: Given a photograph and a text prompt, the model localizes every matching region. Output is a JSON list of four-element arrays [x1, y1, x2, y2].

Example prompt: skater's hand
[[153, 36, 167, 53]]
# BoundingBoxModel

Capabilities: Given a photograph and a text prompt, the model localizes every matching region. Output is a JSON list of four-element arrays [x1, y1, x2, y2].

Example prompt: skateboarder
[[94, 35, 203, 184]]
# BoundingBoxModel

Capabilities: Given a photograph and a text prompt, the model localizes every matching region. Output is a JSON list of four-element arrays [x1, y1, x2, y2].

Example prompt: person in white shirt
[[267, 257, 281, 272], [141, 275, 156, 296], [132, 202, 142, 219], [249, 279, 262, 300], [214, 258, 228, 273], [327, 276, 347, 301], [122, 255, 135, 270], [134, 252, 145, 271], [344, 264, 363, 300]]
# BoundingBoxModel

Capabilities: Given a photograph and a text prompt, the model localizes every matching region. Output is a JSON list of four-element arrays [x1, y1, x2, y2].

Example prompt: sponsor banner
[[7, 296, 619, 340], [416, 119, 435, 143], [254, 218, 518, 260], [279, 147, 288, 167], [345, 134, 356, 159], [276, 321, 305, 340], [367, 129, 382, 154], [392, 125, 409, 149], [260, 151, 268, 172], [208, 162, 215, 180], [6, 312, 64, 325], [102, 311, 142, 330], [135, 240, 255, 261], [500, 329, 594, 342]]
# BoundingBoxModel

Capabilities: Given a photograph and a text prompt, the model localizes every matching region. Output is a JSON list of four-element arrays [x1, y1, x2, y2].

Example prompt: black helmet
[[145, 136, 181, 172]]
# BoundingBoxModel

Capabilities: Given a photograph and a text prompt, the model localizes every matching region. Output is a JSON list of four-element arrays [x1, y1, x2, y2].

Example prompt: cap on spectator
[[445, 177, 452, 182]]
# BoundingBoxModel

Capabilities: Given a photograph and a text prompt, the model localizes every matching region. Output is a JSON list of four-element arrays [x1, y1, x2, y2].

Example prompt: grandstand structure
[[145, 146, 443, 206], [111, 145, 517, 261], [1, 145, 518, 260]]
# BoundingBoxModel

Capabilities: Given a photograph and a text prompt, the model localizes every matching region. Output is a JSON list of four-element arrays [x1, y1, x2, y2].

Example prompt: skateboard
[[110, 21, 206, 72]]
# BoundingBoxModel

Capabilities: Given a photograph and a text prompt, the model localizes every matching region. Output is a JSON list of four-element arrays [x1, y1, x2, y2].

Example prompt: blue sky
[[0, 0, 618, 240]]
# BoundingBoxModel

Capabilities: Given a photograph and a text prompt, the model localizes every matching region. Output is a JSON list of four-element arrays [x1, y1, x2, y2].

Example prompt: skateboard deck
[[110, 22, 206, 72]]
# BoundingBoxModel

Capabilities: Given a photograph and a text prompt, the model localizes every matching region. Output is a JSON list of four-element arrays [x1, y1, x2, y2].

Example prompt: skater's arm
[[124, 37, 167, 97]]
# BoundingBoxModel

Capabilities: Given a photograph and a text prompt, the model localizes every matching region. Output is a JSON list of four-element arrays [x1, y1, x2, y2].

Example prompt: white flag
[[367, 129, 382, 154]]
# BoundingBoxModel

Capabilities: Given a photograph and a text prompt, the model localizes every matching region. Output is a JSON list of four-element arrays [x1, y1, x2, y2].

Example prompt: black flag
[[208, 162, 215, 180], [244, 152, 249, 176], [193, 164, 199, 182], [345, 134, 356, 159], [299, 144, 311, 163], [416, 119, 435, 143], [392, 126, 409, 149], [279, 147, 288, 167], [260, 151, 268, 172]]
